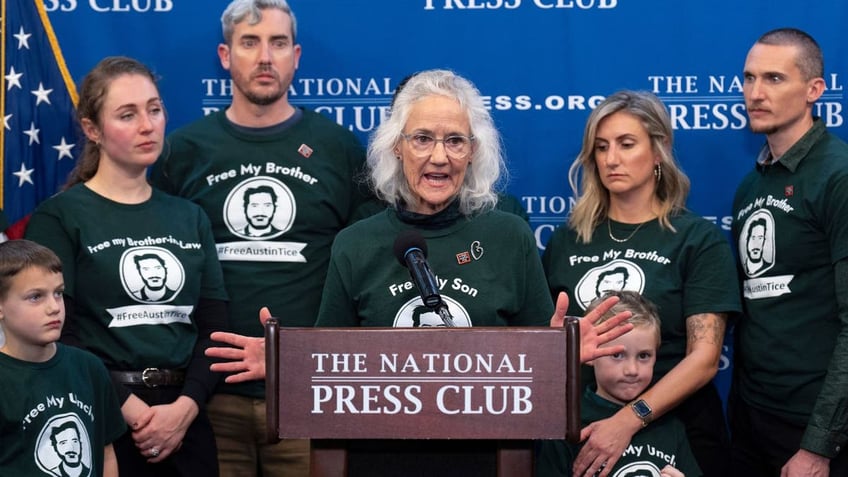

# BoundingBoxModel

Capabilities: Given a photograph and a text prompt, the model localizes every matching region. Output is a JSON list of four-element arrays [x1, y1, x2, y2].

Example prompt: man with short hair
[[730, 27, 848, 476], [150, 1, 377, 475]]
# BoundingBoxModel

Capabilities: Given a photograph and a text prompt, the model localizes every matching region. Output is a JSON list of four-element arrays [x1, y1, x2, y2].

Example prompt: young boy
[[537, 290, 701, 477], [0, 240, 125, 477]]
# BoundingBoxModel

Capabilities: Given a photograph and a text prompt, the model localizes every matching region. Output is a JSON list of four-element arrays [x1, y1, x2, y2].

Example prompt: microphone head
[[393, 229, 428, 266]]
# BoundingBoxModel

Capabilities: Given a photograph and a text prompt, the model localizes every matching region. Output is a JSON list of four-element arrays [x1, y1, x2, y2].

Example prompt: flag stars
[[14, 27, 32, 49], [5, 66, 23, 90], [9, 0, 81, 223], [53, 137, 75, 160], [24, 122, 40, 145], [31, 82, 53, 105], [13, 163, 35, 187]]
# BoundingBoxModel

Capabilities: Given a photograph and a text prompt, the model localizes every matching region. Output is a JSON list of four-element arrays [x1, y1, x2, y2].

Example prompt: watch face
[[633, 399, 652, 417]]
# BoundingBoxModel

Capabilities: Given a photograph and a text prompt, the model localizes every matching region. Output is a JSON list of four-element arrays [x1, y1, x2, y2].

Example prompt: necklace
[[607, 218, 647, 243]]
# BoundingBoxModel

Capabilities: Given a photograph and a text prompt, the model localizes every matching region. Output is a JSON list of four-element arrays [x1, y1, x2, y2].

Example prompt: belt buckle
[[142, 367, 160, 388]]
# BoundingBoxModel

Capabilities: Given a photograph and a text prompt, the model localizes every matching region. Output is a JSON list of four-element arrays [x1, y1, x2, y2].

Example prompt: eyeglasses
[[400, 132, 475, 158]]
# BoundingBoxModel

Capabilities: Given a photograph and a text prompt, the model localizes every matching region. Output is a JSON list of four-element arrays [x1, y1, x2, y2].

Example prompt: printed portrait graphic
[[574, 259, 646, 310], [394, 296, 472, 327], [119, 247, 185, 304], [223, 177, 296, 240], [35, 414, 92, 477], [596, 266, 629, 297], [738, 209, 776, 278]]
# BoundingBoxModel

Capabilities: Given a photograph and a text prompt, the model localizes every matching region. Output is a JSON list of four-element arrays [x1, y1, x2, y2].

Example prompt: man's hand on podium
[[206, 307, 272, 383], [549, 292, 634, 363]]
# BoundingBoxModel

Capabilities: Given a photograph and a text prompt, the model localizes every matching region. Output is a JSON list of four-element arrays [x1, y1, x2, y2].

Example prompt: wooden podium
[[266, 321, 581, 476]]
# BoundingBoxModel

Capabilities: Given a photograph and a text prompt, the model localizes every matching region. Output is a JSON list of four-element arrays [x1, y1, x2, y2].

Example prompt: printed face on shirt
[[52, 425, 82, 467], [83, 73, 165, 173], [219, 8, 301, 107], [0, 266, 64, 359], [35, 415, 94, 476], [591, 325, 657, 405], [244, 191, 277, 229], [400, 94, 473, 215], [746, 223, 766, 261], [738, 209, 776, 279], [743, 42, 823, 137], [595, 268, 628, 298], [135, 256, 167, 291], [594, 111, 660, 204], [411, 305, 446, 327]]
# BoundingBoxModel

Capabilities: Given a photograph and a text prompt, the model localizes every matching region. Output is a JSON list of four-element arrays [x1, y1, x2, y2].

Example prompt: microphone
[[393, 230, 456, 327]]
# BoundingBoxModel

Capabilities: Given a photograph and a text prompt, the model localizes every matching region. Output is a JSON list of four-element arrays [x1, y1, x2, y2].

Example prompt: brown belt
[[110, 368, 186, 388]]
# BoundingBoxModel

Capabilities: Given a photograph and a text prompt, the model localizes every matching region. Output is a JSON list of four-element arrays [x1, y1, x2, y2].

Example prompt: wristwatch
[[631, 399, 653, 427]]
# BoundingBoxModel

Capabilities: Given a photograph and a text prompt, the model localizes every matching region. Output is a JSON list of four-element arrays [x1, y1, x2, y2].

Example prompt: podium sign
[[267, 326, 580, 441]]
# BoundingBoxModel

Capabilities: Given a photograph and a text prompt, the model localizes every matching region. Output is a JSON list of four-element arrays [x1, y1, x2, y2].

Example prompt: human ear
[[806, 77, 826, 104], [80, 118, 100, 144], [217, 43, 232, 71]]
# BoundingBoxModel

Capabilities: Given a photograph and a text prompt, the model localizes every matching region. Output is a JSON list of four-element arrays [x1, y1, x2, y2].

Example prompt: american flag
[[1, 0, 78, 237]]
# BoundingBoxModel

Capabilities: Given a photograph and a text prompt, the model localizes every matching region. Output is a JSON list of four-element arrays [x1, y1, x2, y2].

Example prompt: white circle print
[[224, 177, 296, 240], [738, 208, 776, 278], [394, 295, 472, 327], [119, 246, 185, 304], [612, 461, 664, 477], [35, 413, 93, 477]]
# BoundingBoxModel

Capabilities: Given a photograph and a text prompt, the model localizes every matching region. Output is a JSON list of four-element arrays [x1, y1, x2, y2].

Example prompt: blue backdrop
[[15, 0, 848, 398], [41, 1, 848, 244]]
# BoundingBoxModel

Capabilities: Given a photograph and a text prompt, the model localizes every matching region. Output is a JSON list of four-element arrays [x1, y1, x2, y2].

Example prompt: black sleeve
[[180, 297, 229, 409], [800, 258, 848, 457]]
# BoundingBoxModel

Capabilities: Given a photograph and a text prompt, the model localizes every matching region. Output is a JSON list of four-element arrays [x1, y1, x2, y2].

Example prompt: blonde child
[[537, 290, 701, 477]]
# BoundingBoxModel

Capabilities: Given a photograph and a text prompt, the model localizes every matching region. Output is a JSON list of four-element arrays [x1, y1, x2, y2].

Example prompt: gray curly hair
[[368, 69, 505, 215]]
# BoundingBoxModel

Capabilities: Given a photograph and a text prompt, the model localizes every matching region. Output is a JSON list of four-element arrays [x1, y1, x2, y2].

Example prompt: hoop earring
[[654, 163, 662, 183]]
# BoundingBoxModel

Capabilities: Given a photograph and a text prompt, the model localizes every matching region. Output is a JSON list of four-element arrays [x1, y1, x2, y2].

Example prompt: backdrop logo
[[200, 76, 394, 134], [521, 195, 575, 250], [44, 0, 174, 12], [483, 93, 606, 112], [648, 73, 844, 130], [423, 0, 618, 10], [200, 77, 610, 130]]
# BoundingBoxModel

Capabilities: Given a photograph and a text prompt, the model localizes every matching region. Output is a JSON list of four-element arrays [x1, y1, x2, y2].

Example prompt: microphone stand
[[435, 303, 457, 328]]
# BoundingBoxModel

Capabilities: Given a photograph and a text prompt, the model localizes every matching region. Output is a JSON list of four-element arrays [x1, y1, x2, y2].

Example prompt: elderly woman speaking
[[310, 67, 576, 476], [314, 69, 552, 329]]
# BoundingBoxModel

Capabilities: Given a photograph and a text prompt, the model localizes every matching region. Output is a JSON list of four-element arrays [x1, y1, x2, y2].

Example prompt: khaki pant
[[207, 394, 310, 477]]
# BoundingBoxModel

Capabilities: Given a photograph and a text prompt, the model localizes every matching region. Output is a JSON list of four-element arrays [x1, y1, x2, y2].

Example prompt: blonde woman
[[542, 90, 740, 477]]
